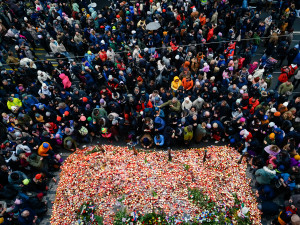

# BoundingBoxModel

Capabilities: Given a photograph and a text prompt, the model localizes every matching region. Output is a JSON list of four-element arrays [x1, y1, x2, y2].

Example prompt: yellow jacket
[[7, 98, 22, 110], [171, 76, 182, 91]]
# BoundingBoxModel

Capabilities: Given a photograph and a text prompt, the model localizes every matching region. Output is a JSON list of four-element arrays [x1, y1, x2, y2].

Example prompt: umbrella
[[146, 22, 161, 30]]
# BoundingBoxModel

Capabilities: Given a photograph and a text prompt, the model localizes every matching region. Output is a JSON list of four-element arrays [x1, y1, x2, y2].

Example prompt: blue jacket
[[154, 135, 164, 146], [154, 117, 165, 132], [22, 95, 39, 109], [18, 208, 37, 225]]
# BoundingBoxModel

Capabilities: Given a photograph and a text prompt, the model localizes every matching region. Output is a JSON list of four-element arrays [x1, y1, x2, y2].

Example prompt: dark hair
[[11, 173, 19, 181]]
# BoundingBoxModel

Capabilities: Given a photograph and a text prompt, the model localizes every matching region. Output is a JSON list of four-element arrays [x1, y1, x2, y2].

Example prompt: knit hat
[[206, 124, 211, 129], [240, 117, 246, 123], [57, 116, 62, 121], [80, 116, 86, 121], [37, 193, 44, 200], [101, 128, 107, 133], [270, 108, 276, 113], [39, 104, 44, 110], [8, 127, 14, 132], [35, 174, 42, 180], [87, 117, 92, 122], [43, 143, 49, 148], [64, 111, 70, 116], [100, 99, 105, 104], [82, 97, 88, 102], [274, 111, 281, 117], [46, 112, 51, 117], [269, 133, 275, 139], [22, 179, 30, 185], [283, 102, 288, 107], [269, 122, 275, 127], [35, 113, 41, 117]]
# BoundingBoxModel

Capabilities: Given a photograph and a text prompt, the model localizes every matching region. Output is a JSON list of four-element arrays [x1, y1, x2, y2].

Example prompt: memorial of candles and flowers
[[50, 145, 261, 224]]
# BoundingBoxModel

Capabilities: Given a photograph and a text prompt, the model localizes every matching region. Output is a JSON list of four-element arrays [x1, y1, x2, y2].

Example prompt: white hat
[[101, 40, 105, 44], [131, 30, 136, 34], [11, 106, 17, 111], [269, 122, 275, 127], [108, 75, 113, 80], [270, 108, 276, 113], [175, 55, 180, 60], [144, 48, 149, 52], [15, 45, 19, 49], [283, 102, 288, 107]]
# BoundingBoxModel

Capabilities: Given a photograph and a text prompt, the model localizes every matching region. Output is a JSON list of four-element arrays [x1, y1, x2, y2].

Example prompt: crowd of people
[[0, 0, 299, 224]]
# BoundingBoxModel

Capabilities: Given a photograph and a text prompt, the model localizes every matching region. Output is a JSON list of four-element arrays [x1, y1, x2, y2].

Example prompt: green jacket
[[160, 100, 181, 112], [27, 154, 43, 169], [253, 33, 261, 46]]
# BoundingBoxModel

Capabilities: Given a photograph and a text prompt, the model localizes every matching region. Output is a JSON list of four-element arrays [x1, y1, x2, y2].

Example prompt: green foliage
[[76, 201, 98, 224], [183, 164, 190, 171], [94, 216, 103, 225]]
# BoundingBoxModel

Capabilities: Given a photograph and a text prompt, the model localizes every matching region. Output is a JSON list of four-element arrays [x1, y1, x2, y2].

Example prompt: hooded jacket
[[59, 73, 72, 89], [255, 166, 276, 185], [38, 142, 52, 156], [181, 77, 194, 90], [154, 117, 165, 132], [171, 76, 182, 91]]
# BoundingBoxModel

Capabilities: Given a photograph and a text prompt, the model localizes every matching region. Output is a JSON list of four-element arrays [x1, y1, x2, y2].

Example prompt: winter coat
[[184, 127, 193, 142], [194, 125, 206, 142], [182, 97, 193, 111], [160, 100, 181, 113], [171, 76, 182, 91], [38, 142, 52, 156], [7, 98, 22, 110], [59, 73, 72, 89], [154, 117, 165, 132], [181, 77, 194, 90], [255, 166, 276, 185]]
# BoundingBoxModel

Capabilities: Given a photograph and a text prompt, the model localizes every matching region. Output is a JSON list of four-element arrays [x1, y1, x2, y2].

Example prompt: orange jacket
[[38, 142, 52, 156], [182, 78, 194, 90]]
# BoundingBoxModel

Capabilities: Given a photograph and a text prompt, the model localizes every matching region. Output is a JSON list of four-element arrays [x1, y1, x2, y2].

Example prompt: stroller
[[263, 57, 278, 75]]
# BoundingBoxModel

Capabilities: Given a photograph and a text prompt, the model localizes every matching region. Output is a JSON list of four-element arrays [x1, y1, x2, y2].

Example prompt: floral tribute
[[51, 145, 261, 224]]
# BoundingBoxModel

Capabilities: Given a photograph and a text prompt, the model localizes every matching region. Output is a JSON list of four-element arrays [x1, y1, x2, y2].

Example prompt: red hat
[[82, 97, 88, 102], [64, 111, 70, 116], [116, 15, 120, 18], [100, 25, 105, 29], [37, 193, 43, 200], [35, 174, 42, 180], [162, 9, 166, 12], [57, 116, 62, 121]]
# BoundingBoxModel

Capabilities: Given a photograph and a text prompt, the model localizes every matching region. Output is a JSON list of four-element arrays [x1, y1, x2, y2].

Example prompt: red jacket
[[278, 72, 288, 83], [249, 97, 259, 114]]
